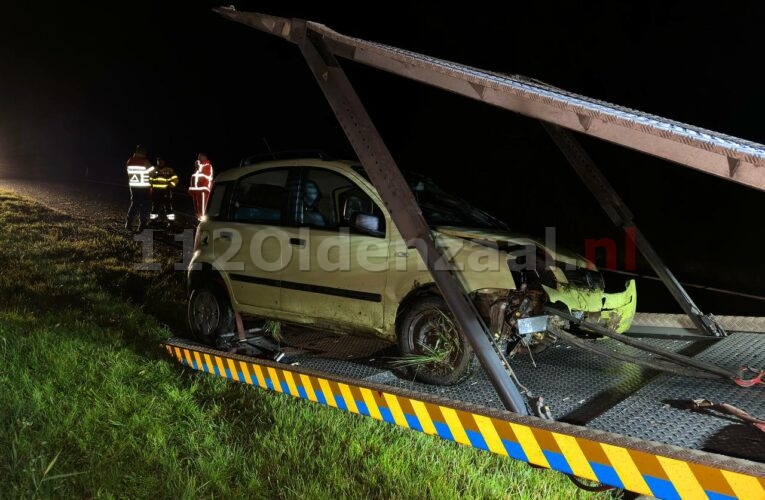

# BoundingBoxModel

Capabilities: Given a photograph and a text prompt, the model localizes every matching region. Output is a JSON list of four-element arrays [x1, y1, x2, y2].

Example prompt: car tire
[[397, 295, 475, 386], [187, 284, 235, 346]]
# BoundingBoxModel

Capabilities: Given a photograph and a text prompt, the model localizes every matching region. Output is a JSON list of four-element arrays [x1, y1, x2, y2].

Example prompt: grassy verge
[[0, 190, 607, 498]]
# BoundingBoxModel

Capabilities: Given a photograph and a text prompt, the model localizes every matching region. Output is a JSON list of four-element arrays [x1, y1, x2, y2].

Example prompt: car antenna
[[262, 137, 275, 159]]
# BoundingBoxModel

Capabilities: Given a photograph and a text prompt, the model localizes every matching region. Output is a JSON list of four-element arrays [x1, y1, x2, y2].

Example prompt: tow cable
[[544, 307, 765, 386]]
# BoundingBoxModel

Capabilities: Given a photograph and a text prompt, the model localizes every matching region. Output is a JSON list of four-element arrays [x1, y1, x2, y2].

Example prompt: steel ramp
[[162, 329, 765, 499], [215, 7, 765, 193], [276, 329, 765, 454]]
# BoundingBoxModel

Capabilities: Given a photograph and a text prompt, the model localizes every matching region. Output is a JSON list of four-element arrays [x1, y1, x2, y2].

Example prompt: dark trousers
[[126, 187, 151, 227], [151, 189, 174, 221]]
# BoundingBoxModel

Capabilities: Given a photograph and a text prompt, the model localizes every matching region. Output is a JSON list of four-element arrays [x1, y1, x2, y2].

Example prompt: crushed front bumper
[[543, 279, 637, 333]]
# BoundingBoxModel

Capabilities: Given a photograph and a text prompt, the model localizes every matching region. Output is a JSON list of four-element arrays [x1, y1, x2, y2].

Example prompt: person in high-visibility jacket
[[125, 145, 155, 232], [189, 152, 214, 220], [149, 157, 179, 226]]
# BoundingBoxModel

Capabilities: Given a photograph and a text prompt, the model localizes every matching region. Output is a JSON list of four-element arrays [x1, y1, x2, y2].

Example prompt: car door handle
[[217, 231, 233, 240], [290, 238, 306, 247]]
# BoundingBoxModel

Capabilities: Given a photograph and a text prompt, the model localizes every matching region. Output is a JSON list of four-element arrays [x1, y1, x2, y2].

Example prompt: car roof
[[215, 158, 362, 183]]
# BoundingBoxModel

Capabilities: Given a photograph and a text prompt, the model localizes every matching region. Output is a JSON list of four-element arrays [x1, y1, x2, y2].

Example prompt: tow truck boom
[[217, 9, 765, 193]]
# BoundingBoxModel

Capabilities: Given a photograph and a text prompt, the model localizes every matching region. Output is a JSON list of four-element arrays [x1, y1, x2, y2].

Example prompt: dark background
[[1, 1, 763, 314]]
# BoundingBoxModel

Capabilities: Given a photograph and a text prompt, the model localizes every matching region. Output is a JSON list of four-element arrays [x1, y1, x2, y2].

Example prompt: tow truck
[[163, 7, 765, 498]]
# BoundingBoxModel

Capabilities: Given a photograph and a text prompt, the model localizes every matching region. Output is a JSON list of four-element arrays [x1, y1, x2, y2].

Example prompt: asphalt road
[[0, 178, 197, 232]]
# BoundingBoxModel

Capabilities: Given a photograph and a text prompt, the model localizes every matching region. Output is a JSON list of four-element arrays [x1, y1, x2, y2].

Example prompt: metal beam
[[212, 7, 765, 194], [542, 122, 727, 337], [218, 10, 530, 414], [296, 27, 529, 414]]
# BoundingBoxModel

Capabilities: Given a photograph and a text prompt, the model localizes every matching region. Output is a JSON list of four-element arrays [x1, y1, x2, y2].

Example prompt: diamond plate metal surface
[[239, 326, 764, 459], [589, 333, 765, 461], [283, 329, 699, 421]]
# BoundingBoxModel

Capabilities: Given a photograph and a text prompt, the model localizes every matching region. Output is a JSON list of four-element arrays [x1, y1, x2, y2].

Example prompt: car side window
[[300, 168, 386, 237], [206, 181, 231, 220], [231, 169, 290, 225]]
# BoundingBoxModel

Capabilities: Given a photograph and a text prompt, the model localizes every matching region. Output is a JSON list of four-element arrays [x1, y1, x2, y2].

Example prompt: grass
[[264, 319, 284, 342], [390, 307, 462, 373], [0, 189, 610, 499], [390, 342, 452, 369], [391, 307, 462, 373]]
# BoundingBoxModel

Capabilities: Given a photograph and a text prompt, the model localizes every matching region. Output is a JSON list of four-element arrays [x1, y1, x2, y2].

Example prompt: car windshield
[[352, 166, 507, 230]]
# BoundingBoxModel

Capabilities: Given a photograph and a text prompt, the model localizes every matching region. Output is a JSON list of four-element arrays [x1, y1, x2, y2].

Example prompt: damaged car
[[187, 156, 637, 386]]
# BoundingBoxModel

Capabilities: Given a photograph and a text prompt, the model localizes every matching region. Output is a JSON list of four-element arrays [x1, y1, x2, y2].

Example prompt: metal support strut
[[541, 122, 727, 338], [292, 25, 529, 413]]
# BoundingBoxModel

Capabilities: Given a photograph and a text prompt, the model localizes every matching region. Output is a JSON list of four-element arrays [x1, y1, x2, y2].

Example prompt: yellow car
[[187, 156, 636, 385]]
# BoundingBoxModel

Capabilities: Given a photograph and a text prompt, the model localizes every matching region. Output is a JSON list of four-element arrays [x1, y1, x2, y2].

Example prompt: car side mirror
[[351, 212, 384, 237]]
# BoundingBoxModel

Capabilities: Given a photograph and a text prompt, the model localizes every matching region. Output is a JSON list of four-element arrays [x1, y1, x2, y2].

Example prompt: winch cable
[[544, 307, 764, 385], [548, 325, 721, 379]]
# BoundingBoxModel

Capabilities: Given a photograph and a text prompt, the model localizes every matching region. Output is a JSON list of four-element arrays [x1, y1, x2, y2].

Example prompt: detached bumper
[[543, 279, 637, 333]]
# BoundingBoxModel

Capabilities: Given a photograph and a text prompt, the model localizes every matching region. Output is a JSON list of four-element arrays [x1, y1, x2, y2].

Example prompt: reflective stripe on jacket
[[127, 154, 155, 188], [189, 160, 213, 193], [150, 166, 179, 190]]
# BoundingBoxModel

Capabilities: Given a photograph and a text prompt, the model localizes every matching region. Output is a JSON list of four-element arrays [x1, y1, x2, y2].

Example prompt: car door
[[279, 167, 389, 332], [214, 167, 293, 312]]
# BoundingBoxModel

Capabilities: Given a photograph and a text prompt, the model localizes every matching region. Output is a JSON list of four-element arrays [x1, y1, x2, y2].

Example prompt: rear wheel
[[187, 284, 235, 345], [397, 295, 475, 386]]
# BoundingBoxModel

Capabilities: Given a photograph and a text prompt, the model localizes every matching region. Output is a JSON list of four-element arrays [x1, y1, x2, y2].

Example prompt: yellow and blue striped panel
[[164, 343, 765, 500]]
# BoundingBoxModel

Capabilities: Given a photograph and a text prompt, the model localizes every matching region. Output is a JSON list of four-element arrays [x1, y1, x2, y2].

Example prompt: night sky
[[2, 1, 764, 314]]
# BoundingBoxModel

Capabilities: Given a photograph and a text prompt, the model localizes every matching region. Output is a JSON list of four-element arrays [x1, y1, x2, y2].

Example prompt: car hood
[[432, 226, 592, 269]]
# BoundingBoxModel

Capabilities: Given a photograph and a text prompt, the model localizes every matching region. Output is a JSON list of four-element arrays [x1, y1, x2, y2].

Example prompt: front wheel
[[396, 295, 475, 386], [187, 285, 235, 345]]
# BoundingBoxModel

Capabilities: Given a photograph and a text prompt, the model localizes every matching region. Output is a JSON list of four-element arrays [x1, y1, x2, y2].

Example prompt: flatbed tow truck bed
[[162, 314, 765, 499]]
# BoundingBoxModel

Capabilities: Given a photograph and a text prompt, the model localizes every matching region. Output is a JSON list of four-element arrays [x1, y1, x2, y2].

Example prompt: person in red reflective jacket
[[189, 152, 214, 220], [125, 144, 155, 232]]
